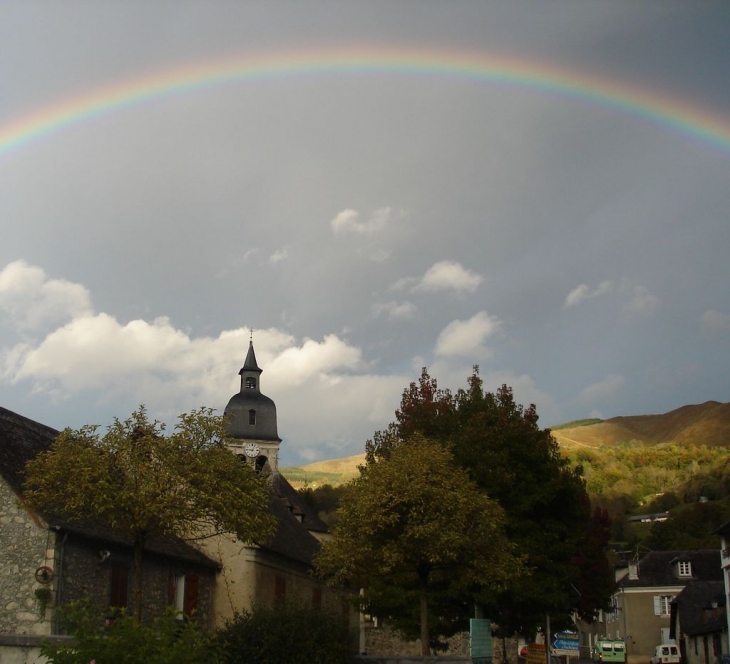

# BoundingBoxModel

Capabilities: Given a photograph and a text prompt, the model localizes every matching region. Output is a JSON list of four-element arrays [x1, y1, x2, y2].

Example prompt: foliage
[[217, 603, 354, 664], [645, 498, 730, 550], [316, 434, 521, 654], [41, 599, 220, 664], [365, 367, 614, 635], [297, 483, 351, 527], [24, 406, 276, 622]]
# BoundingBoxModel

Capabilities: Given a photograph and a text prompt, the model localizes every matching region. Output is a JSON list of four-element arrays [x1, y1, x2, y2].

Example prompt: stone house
[[605, 550, 722, 664], [0, 405, 219, 662], [669, 580, 727, 664]]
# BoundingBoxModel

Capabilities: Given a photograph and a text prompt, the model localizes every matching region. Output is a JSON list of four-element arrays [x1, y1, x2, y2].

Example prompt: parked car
[[592, 639, 627, 663], [650, 645, 681, 664]]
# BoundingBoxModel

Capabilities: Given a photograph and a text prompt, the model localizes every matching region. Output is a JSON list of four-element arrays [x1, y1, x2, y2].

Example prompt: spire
[[240, 340, 262, 375]]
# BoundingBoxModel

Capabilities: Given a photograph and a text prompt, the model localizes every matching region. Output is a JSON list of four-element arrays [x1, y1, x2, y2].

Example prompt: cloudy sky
[[1, 2, 729, 465]]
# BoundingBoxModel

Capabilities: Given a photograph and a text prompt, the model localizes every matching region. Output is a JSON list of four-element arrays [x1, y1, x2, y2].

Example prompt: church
[[0, 340, 352, 659], [200, 339, 344, 624]]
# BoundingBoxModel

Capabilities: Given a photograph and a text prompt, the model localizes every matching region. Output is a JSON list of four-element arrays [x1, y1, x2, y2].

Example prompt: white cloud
[[268, 248, 289, 264], [372, 300, 416, 320], [392, 261, 483, 294], [330, 207, 394, 235], [701, 309, 730, 331], [564, 279, 657, 316], [0, 260, 93, 332], [577, 374, 625, 405], [417, 261, 482, 293], [434, 311, 502, 358], [564, 280, 613, 308]]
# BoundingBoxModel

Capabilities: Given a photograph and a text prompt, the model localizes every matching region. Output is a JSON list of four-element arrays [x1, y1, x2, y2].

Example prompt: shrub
[[217, 603, 355, 664], [41, 599, 220, 664]]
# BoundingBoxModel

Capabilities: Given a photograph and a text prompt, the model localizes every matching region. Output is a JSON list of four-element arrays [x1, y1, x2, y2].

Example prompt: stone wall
[[60, 533, 214, 625], [0, 479, 55, 636], [362, 622, 519, 662]]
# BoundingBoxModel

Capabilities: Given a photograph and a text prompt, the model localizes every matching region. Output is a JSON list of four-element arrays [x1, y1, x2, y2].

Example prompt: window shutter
[[183, 574, 199, 617], [654, 596, 661, 615], [110, 563, 129, 609]]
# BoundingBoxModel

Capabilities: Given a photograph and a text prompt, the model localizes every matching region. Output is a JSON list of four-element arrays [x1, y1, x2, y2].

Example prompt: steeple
[[224, 337, 281, 471], [239, 340, 263, 392]]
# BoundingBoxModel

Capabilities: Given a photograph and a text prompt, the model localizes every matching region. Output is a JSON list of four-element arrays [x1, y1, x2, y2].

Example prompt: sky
[[1, 2, 729, 466]]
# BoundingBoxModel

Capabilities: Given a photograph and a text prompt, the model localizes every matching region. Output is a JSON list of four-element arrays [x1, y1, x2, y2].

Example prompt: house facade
[[669, 580, 727, 664], [605, 550, 722, 664], [0, 406, 219, 662]]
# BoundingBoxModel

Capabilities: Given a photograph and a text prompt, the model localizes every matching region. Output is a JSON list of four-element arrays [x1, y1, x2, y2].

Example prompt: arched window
[[245, 377, 256, 389], [248, 409, 256, 425]]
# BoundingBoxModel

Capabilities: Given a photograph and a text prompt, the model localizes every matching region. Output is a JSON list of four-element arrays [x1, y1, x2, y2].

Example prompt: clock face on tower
[[244, 443, 260, 458]]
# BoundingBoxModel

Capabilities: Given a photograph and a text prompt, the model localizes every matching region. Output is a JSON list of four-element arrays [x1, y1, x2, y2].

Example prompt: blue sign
[[554, 632, 580, 652]]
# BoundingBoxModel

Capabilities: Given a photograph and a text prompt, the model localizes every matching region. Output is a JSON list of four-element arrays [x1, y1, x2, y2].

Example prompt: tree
[[315, 434, 522, 655], [23, 406, 276, 623], [366, 368, 614, 634]]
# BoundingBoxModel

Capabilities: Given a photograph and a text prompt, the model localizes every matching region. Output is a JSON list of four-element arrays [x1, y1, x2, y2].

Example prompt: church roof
[[239, 340, 262, 375]]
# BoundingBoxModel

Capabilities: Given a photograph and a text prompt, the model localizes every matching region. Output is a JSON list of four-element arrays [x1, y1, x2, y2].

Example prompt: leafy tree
[[315, 434, 521, 655], [217, 603, 354, 664], [366, 368, 614, 634], [646, 498, 730, 550], [24, 406, 276, 623]]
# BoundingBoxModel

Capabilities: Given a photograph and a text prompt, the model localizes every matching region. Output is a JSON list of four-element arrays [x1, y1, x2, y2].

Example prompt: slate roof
[[672, 580, 726, 637], [260, 471, 328, 566], [620, 550, 722, 588], [0, 405, 218, 569]]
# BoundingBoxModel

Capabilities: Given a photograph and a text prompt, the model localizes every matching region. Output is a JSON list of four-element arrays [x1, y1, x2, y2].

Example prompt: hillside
[[281, 400, 730, 487], [552, 400, 730, 450]]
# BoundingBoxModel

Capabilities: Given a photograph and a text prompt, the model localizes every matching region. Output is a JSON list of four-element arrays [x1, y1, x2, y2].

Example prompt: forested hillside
[[284, 400, 730, 550]]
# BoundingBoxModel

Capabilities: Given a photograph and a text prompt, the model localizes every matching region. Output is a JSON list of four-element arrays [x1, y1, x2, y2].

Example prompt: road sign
[[470, 618, 493, 660], [553, 632, 580, 658]]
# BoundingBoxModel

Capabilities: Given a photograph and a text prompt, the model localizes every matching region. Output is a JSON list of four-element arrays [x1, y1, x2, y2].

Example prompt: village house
[[605, 550, 723, 664], [669, 579, 727, 664]]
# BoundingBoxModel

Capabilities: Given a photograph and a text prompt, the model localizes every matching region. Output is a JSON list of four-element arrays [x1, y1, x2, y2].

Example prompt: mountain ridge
[[281, 400, 730, 487]]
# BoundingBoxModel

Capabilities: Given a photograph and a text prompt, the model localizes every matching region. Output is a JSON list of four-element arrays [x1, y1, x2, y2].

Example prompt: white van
[[650, 644, 681, 664]]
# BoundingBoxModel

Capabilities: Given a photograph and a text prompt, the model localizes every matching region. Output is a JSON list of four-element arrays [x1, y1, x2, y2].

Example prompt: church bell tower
[[223, 339, 281, 472]]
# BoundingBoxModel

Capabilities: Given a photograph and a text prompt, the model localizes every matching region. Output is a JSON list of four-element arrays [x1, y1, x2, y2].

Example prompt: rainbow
[[2, 47, 730, 158]]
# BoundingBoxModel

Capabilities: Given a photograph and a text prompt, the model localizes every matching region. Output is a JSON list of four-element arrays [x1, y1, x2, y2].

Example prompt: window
[[654, 595, 673, 616], [169, 573, 199, 618], [109, 563, 129, 609], [678, 560, 692, 577], [245, 377, 256, 389], [248, 409, 256, 425]]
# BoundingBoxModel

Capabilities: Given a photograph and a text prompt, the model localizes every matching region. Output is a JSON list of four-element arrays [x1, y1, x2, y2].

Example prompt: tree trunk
[[133, 534, 145, 625], [419, 569, 430, 657]]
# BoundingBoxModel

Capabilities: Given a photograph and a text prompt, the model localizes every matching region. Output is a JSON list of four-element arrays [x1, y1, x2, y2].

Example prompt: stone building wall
[[0, 479, 55, 636], [60, 534, 214, 625]]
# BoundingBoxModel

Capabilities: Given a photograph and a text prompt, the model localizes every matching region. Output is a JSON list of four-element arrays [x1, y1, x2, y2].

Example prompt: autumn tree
[[23, 406, 276, 623], [366, 367, 614, 634], [315, 434, 522, 655]]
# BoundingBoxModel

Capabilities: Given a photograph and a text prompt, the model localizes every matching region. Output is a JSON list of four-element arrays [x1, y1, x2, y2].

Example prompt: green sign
[[470, 618, 493, 660]]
